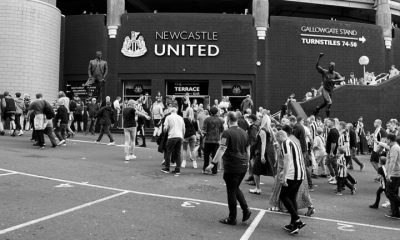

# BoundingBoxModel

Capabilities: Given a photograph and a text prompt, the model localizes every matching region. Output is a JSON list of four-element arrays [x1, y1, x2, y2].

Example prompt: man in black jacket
[[86, 98, 99, 135], [95, 101, 115, 145], [347, 123, 364, 171]]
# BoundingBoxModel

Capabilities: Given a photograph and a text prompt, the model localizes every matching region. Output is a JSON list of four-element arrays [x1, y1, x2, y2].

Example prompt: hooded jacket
[[97, 105, 115, 125]]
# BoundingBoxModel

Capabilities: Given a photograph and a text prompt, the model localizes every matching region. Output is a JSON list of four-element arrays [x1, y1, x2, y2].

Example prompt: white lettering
[[154, 44, 165, 56], [198, 45, 206, 57], [208, 45, 219, 56], [167, 44, 180, 56], [187, 44, 196, 56]]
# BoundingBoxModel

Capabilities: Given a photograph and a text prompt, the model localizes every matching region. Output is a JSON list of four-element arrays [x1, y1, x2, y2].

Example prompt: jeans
[[203, 142, 219, 173], [55, 124, 67, 141], [15, 114, 22, 131], [44, 126, 58, 146], [327, 156, 338, 177], [314, 154, 327, 175], [280, 179, 303, 224], [97, 124, 114, 142], [124, 127, 136, 156], [223, 172, 249, 220], [86, 117, 97, 133], [350, 148, 364, 168], [183, 135, 197, 162], [165, 138, 183, 170], [386, 177, 400, 217]]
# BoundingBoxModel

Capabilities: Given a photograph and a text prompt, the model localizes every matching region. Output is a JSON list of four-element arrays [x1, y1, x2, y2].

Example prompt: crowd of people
[[1, 89, 400, 235]]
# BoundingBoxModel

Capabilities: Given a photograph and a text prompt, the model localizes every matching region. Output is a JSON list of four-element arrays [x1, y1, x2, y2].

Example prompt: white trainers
[[181, 160, 187, 168], [58, 140, 66, 146], [382, 200, 391, 208], [171, 163, 177, 167], [18, 130, 23, 136], [328, 176, 334, 182], [130, 155, 137, 159], [107, 142, 116, 146], [125, 156, 130, 161], [192, 161, 198, 169], [329, 179, 337, 185]]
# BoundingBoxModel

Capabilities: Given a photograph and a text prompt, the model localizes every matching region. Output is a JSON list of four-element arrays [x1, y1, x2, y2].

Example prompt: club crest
[[121, 31, 147, 57]]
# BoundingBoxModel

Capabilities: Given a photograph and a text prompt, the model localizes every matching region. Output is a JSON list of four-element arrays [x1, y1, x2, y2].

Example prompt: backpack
[[43, 101, 55, 119]]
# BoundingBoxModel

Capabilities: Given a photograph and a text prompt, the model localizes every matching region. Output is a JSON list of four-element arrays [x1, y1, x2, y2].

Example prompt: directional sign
[[54, 183, 74, 188], [300, 34, 366, 43]]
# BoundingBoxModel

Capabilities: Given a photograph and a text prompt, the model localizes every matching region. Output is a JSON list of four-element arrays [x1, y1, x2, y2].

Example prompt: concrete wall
[[0, 0, 61, 100]]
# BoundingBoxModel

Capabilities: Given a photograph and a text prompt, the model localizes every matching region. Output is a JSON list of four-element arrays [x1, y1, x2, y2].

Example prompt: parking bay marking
[[0, 168, 399, 233]]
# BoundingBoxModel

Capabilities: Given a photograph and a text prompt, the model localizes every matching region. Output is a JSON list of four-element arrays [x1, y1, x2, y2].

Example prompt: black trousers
[[337, 177, 354, 192], [373, 186, 385, 206], [97, 124, 114, 142], [203, 142, 219, 173], [223, 172, 249, 220], [55, 124, 67, 141], [165, 138, 183, 170], [280, 179, 302, 224], [386, 177, 400, 217], [15, 114, 22, 131]]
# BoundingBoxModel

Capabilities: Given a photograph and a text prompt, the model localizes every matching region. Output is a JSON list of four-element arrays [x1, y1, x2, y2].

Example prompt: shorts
[[154, 119, 161, 127], [74, 114, 82, 122], [322, 88, 332, 105], [4, 112, 15, 121], [370, 151, 380, 163], [183, 135, 196, 151]]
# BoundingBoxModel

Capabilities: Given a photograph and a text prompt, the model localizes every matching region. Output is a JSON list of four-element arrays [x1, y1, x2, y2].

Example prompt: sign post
[[359, 56, 369, 79]]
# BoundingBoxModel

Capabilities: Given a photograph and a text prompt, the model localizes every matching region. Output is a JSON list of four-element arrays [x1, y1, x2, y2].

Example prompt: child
[[369, 157, 387, 209], [336, 146, 356, 196], [313, 127, 327, 177]]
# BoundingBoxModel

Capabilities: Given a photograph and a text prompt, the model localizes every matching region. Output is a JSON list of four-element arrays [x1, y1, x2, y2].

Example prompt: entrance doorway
[[222, 81, 252, 111]]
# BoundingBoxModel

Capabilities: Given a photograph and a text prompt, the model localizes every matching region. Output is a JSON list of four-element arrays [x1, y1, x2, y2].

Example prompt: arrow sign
[[54, 183, 74, 188], [301, 34, 366, 43]]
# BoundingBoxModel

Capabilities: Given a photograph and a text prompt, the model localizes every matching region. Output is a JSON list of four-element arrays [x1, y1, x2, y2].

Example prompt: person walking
[[275, 130, 306, 235], [202, 107, 224, 175], [28, 93, 46, 149], [151, 97, 164, 142], [122, 100, 150, 161], [385, 134, 400, 219], [161, 107, 185, 175], [86, 98, 99, 135], [326, 118, 340, 185], [2, 91, 17, 136], [182, 107, 198, 169], [54, 99, 69, 146], [347, 123, 364, 171], [14, 92, 25, 136], [206, 112, 252, 225], [95, 101, 115, 145]]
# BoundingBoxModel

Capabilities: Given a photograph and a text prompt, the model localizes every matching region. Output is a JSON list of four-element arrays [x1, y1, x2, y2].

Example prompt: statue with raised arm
[[85, 51, 108, 103], [313, 53, 345, 117]]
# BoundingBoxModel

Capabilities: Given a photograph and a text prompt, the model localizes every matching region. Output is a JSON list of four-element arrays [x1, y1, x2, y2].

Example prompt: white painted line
[[0, 191, 128, 235], [0, 172, 17, 177], [240, 210, 266, 240], [69, 139, 157, 151], [2, 168, 400, 232]]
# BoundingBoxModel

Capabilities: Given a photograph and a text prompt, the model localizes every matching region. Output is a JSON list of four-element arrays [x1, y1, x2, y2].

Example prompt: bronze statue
[[84, 51, 108, 102]]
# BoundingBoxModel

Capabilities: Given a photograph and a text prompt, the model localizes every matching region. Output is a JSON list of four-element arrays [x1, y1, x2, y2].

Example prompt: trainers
[[249, 188, 261, 195], [107, 142, 116, 146], [385, 214, 400, 220], [181, 160, 186, 168], [171, 170, 180, 175], [125, 156, 130, 161], [161, 168, 170, 173], [351, 187, 356, 195], [382, 201, 391, 208], [336, 192, 343, 196], [242, 209, 252, 222], [58, 140, 66, 146], [295, 220, 306, 230], [305, 207, 315, 217], [308, 187, 315, 192], [192, 161, 198, 169], [171, 163, 177, 167], [130, 155, 137, 159], [62, 144, 67, 147], [328, 176, 334, 182], [329, 179, 337, 185], [360, 164, 365, 172], [95, 141, 100, 144], [18, 130, 23, 136]]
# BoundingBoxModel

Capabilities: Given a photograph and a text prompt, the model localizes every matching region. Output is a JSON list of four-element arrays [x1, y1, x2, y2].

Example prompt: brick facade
[[0, 0, 61, 100]]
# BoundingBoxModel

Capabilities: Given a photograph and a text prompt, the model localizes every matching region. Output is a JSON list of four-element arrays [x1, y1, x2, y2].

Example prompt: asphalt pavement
[[0, 132, 399, 240]]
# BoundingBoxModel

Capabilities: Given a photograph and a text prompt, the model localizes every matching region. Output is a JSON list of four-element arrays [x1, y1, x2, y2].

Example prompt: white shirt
[[113, 100, 121, 111], [313, 135, 326, 156], [164, 112, 185, 139]]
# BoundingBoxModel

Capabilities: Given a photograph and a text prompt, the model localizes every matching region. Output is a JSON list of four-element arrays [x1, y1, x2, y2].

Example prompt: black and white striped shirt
[[310, 121, 318, 141], [281, 138, 305, 181]]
